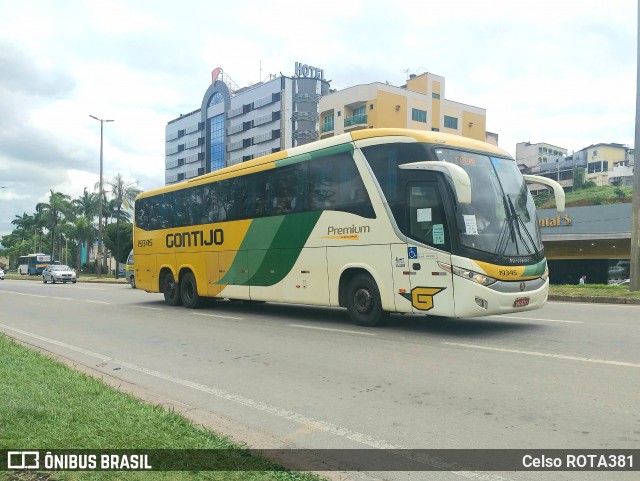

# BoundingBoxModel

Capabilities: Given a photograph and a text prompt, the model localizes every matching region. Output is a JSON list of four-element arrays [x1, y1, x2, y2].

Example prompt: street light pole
[[632, 0, 640, 291], [90, 115, 114, 278]]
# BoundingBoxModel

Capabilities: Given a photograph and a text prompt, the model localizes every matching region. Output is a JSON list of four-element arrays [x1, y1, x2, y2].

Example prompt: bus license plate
[[513, 297, 530, 308]]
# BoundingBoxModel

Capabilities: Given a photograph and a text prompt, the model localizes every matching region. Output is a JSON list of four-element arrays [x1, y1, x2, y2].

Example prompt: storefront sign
[[539, 214, 572, 227]]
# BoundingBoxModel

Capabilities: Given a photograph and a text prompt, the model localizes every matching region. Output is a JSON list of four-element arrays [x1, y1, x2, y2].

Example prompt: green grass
[[537, 185, 632, 209], [0, 335, 325, 481], [549, 283, 640, 299]]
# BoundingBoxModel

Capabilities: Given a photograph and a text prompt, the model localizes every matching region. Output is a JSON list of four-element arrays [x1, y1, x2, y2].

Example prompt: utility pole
[[632, 0, 640, 291]]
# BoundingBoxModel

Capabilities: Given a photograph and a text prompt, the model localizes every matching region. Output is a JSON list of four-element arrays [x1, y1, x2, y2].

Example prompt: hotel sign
[[295, 61, 325, 80]]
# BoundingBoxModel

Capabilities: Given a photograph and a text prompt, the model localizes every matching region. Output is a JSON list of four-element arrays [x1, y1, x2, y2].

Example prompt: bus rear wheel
[[162, 272, 182, 306], [346, 274, 388, 327], [180, 271, 203, 309]]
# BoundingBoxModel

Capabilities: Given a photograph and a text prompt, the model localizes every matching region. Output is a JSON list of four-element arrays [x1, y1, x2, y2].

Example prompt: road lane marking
[[84, 300, 110, 305], [0, 290, 49, 299], [0, 323, 507, 481], [190, 312, 244, 320], [132, 306, 165, 311], [494, 315, 583, 324], [442, 342, 640, 368], [289, 324, 376, 336]]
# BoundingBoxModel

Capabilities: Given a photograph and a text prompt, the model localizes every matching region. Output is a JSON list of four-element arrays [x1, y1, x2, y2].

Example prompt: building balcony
[[344, 114, 368, 128], [321, 121, 334, 133]]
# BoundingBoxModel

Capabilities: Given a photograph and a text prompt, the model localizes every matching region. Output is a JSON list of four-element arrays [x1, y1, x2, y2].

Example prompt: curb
[[548, 295, 640, 305]]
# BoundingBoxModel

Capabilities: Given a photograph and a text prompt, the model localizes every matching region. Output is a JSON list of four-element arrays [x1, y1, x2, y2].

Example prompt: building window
[[431, 127, 439, 132], [444, 116, 458, 129], [322, 113, 334, 132], [412, 108, 427, 123], [432, 93, 441, 99], [209, 113, 225, 172], [208, 92, 224, 107]]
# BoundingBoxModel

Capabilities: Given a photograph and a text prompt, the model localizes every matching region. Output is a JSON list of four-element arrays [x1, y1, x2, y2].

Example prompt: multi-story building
[[574, 143, 634, 187], [318, 72, 492, 143], [165, 64, 330, 184], [516, 141, 635, 191], [515, 142, 567, 170]]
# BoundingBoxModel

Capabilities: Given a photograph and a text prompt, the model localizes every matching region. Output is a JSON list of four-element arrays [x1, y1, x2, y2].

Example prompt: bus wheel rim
[[354, 288, 373, 314]]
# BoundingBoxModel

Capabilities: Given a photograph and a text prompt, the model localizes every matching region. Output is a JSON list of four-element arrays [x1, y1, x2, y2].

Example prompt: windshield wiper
[[506, 195, 539, 258], [495, 194, 517, 260]]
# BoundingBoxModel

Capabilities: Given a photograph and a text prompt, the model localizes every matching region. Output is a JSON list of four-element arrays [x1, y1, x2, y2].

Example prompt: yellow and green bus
[[133, 128, 564, 326]]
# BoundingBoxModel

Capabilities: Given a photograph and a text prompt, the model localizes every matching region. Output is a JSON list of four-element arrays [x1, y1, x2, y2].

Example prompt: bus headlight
[[541, 264, 549, 282], [438, 262, 497, 287]]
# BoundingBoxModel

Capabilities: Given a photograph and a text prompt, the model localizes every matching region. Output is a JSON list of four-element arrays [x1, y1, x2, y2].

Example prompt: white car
[[0, 268, 4, 280], [42, 265, 77, 284]]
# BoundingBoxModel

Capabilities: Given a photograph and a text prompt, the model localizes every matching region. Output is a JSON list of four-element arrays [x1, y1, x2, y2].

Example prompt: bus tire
[[162, 272, 182, 306], [180, 271, 203, 309], [345, 274, 388, 327], [130, 276, 136, 288]]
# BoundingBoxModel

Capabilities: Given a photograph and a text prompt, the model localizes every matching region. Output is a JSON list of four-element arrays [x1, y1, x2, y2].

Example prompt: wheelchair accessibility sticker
[[408, 247, 418, 259]]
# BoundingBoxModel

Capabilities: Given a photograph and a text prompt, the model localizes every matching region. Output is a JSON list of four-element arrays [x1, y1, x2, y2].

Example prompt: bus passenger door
[[405, 181, 455, 317]]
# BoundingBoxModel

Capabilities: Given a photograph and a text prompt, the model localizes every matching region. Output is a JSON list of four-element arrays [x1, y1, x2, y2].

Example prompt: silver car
[[42, 265, 77, 284], [0, 268, 4, 280]]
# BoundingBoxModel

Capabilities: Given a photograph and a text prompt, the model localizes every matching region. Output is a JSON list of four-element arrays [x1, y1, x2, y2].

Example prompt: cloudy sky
[[0, 0, 636, 241]]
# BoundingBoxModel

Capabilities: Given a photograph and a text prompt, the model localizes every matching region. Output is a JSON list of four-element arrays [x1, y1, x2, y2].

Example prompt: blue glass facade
[[210, 114, 224, 171]]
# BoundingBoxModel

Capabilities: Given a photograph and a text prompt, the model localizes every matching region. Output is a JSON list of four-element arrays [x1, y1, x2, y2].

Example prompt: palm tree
[[36, 190, 73, 261], [73, 188, 99, 270], [104, 174, 141, 278], [73, 217, 95, 275], [11, 212, 36, 231], [73, 188, 99, 220]]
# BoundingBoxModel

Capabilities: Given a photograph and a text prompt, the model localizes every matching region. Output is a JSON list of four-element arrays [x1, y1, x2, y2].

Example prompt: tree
[[72, 217, 96, 275], [35, 190, 73, 261], [572, 167, 585, 190], [73, 188, 99, 270], [104, 174, 141, 278], [103, 222, 133, 268]]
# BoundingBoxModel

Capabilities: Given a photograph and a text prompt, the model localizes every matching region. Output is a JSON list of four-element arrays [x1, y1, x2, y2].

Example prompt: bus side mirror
[[522, 175, 565, 213], [399, 161, 472, 204]]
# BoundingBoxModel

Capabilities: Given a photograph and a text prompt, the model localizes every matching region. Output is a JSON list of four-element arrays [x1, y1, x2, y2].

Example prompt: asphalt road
[[1, 279, 639, 481]]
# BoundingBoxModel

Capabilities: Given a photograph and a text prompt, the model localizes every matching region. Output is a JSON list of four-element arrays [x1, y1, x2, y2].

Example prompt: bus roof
[[139, 128, 512, 199]]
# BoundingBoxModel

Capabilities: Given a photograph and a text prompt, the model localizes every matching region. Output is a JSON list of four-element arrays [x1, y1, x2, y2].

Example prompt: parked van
[[125, 249, 135, 288]]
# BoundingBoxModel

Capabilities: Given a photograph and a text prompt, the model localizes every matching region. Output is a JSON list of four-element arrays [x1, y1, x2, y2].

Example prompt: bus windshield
[[434, 148, 542, 258]]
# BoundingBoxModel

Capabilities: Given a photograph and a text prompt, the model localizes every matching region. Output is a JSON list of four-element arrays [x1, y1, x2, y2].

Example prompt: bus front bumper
[[452, 277, 549, 318]]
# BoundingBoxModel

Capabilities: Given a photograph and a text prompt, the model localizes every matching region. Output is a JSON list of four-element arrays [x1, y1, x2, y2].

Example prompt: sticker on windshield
[[463, 215, 479, 235], [490, 157, 502, 169], [417, 208, 432, 223], [432, 224, 445, 244]]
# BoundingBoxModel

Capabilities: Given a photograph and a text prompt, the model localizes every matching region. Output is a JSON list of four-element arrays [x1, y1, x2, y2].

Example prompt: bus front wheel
[[345, 274, 388, 327], [162, 272, 182, 306], [180, 271, 203, 309]]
